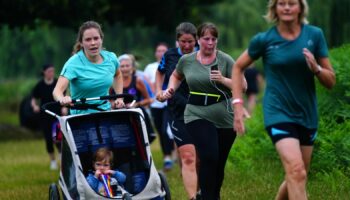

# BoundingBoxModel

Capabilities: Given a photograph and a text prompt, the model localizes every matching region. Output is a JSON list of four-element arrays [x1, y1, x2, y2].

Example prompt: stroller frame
[[45, 95, 170, 200]]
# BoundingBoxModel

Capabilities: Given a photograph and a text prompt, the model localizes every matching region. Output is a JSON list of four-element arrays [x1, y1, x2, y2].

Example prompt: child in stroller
[[46, 94, 171, 200], [86, 147, 126, 197]]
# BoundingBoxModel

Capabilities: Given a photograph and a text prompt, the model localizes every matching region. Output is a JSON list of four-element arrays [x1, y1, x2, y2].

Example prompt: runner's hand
[[233, 104, 246, 135], [156, 88, 174, 102], [58, 96, 73, 106], [114, 98, 125, 108]]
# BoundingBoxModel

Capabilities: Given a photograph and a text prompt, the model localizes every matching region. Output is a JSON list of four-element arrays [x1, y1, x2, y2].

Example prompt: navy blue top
[[158, 47, 189, 120], [123, 75, 142, 102]]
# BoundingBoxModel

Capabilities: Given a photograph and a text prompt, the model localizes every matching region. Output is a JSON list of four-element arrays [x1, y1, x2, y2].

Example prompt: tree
[[329, 0, 350, 47], [0, 0, 221, 33]]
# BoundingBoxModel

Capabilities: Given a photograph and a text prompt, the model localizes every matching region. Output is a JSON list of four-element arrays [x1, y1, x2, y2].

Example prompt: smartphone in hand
[[211, 64, 218, 71]]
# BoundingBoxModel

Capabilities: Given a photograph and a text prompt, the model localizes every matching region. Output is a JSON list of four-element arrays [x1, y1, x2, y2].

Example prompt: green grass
[[1, 105, 349, 199], [0, 110, 19, 126], [0, 140, 59, 200], [0, 138, 349, 200], [133, 137, 350, 200]]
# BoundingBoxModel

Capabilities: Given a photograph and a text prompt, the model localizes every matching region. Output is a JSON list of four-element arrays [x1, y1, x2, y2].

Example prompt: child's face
[[94, 161, 111, 174]]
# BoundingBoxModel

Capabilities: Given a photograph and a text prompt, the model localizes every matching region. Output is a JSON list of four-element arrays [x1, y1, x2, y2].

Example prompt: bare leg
[[247, 94, 257, 114], [300, 146, 313, 172], [178, 144, 198, 199], [275, 138, 309, 200], [275, 145, 313, 200], [275, 180, 288, 200]]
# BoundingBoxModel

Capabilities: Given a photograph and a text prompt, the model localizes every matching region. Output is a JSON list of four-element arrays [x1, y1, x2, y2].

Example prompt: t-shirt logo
[[267, 45, 279, 50], [307, 39, 314, 47], [128, 88, 137, 96]]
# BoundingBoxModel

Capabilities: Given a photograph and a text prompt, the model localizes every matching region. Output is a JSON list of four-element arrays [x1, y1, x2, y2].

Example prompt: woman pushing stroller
[[53, 20, 125, 111]]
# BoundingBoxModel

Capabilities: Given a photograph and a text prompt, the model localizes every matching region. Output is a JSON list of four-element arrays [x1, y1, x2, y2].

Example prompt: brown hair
[[175, 22, 197, 41], [197, 22, 219, 39], [264, 0, 309, 24], [155, 42, 169, 50], [92, 147, 113, 166], [72, 21, 104, 55]]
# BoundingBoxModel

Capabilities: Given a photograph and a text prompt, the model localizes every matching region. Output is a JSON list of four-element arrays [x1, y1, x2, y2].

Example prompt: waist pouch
[[188, 91, 224, 106]]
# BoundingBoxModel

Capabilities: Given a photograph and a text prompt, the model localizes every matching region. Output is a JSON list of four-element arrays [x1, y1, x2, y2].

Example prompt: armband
[[232, 98, 244, 105]]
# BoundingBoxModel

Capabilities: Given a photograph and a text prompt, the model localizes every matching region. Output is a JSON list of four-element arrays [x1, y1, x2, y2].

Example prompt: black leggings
[[150, 107, 174, 155], [41, 114, 61, 154], [186, 119, 236, 200]]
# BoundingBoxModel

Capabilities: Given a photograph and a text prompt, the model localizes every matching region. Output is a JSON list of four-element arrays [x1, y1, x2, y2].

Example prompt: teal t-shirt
[[176, 51, 234, 128], [248, 24, 328, 129], [60, 50, 119, 114]]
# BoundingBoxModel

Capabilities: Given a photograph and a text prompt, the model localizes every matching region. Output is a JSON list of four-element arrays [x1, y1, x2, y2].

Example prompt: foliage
[[0, 23, 168, 79], [310, 44, 350, 176], [2, 0, 349, 47], [311, 119, 350, 177], [0, 78, 37, 112], [229, 44, 350, 180], [1, 0, 350, 79], [327, 0, 350, 47], [317, 44, 350, 122], [0, 0, 221, 33], [197, 0, 268, 53], [229, 103, 278, 170], [0, 25, 74, 79]]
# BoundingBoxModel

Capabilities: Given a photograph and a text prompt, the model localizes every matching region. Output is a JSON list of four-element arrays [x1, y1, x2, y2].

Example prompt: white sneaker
[[50, 160, 58, 170]]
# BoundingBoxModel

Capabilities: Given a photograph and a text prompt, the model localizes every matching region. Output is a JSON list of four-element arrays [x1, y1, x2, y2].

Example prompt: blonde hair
[[118, 54, 132, 63], [264, 0, 309, 24], [93, 147, 113, 165], [72, 21, 104, 55]]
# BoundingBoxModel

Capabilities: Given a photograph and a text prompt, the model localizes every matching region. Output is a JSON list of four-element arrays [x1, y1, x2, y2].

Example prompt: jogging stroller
[[43, 94, 171, 200]]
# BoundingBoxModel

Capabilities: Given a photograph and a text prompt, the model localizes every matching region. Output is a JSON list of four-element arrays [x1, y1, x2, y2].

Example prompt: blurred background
[[1, 0, 350, 113], [1, 0, 350, 199], [0, 0, 349, 79]]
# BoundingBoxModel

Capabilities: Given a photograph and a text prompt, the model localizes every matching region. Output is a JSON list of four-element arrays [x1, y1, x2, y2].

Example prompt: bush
[[311, 44, 350, 176], [317, 44, 350, 121], [229, 44, 350, 178], [230, 104, 278, 169], [0, 78, 37, 112], [312, 119, 350, 176]]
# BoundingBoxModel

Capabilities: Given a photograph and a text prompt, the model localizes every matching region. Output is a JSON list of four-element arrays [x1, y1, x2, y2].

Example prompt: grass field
[[0, 137, 349, 200]]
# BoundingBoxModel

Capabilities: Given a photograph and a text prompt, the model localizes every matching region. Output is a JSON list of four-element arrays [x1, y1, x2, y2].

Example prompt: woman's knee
[[179, 145, 196, 166], [286, 162, 307, 183], [181, 151, 196, 166]]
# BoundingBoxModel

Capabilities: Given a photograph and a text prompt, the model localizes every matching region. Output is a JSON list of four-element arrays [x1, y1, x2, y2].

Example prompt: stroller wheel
[[122, 192, 132, 200], [158, 172, 171, 200], [49, 183, 60, 200]]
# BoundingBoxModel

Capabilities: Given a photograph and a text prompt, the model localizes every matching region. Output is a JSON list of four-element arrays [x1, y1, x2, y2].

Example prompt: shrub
[[317, 44, 350, 122], [229, 44, 350, 178], [0, 78, 37, 112]]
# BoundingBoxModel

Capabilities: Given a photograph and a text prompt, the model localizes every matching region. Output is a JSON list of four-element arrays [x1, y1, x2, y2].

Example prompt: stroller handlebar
[[41, 94, 135, 116], [70, 94, 134, 103]]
